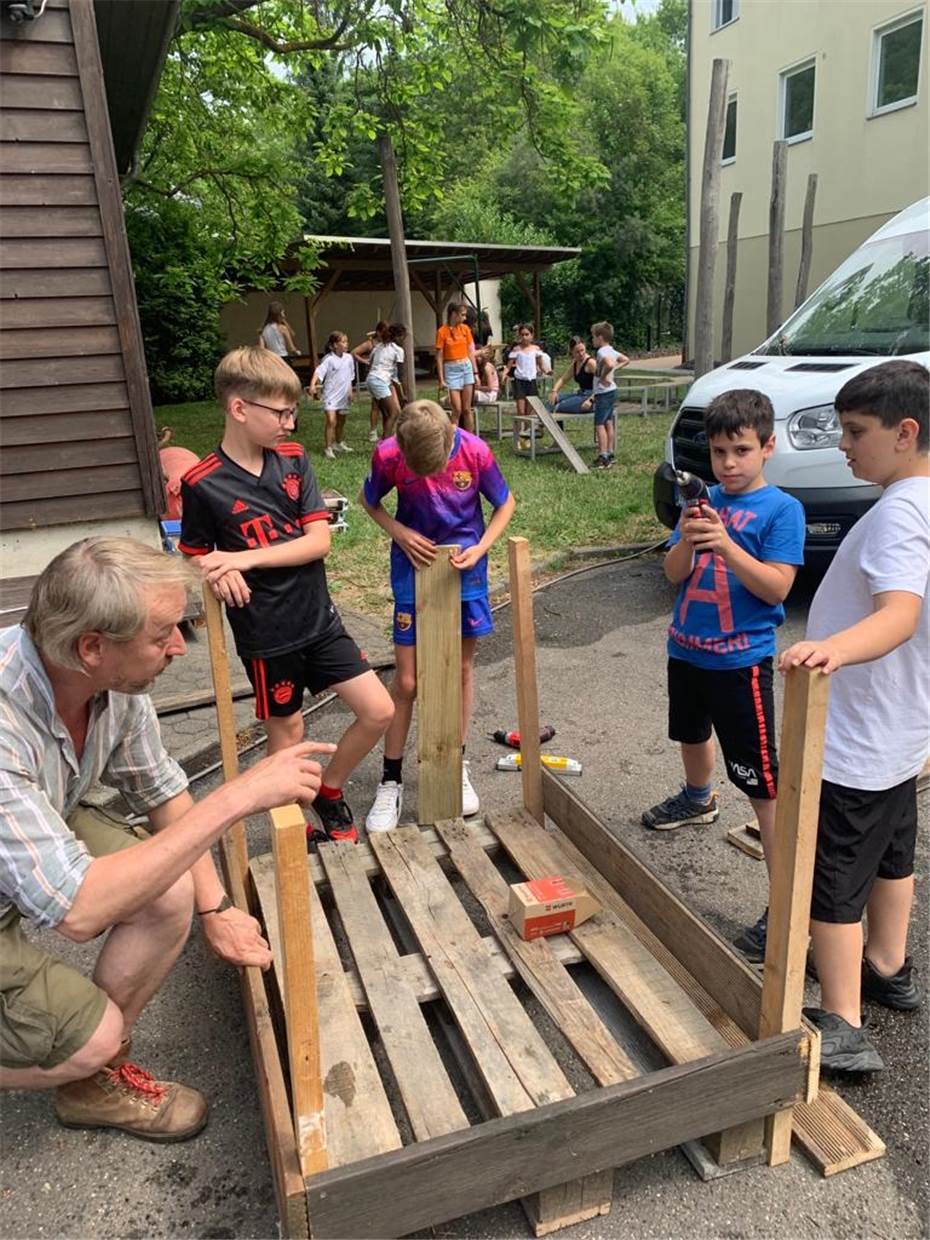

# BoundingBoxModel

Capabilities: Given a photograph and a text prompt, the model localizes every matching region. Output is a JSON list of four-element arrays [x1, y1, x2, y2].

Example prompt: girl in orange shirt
[[436, 303, 479, 433]]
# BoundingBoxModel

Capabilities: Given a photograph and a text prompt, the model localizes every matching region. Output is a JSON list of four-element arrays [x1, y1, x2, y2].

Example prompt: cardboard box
[[508, 875, 600, 941]]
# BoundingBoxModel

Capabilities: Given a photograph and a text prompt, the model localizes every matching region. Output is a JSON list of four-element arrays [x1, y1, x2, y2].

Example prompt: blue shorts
[[368, 375, 394, 400], [593, 390, 616, 426], [444, 359, 475, 391], [393, 597, 494, 645]]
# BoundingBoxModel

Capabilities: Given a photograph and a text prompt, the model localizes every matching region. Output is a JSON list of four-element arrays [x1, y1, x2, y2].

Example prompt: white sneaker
[[461, 761, 479, 818], [323, 446, 336, 459], [369, 429, 379, 443], [335, 441, 353, 453], [366, 781, 403, 833]]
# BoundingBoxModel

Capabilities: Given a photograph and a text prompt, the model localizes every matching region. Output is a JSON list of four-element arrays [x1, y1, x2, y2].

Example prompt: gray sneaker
[[642, 787, 719, 831], [861, 955, 922, 1011], [802, 1007, 884, 1073]]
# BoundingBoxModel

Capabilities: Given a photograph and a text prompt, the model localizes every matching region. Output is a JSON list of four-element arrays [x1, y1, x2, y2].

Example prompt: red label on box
[[524, 910, 577, 940], [526, 876, 576, 903]]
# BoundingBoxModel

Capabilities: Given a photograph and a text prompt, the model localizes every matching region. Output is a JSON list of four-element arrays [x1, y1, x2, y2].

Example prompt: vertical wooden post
[[201, 588, 249, 884], [759, 665, 830, 1166], [303, 294, 315, 365], [507, 537, 544, 825], [416, 547, 463, 823], [270, 804, 328, 1178], [532, 270, 542, 343], [379, 133, 416, 400], [794, 173, 818, 308], [693, 57, 730, 379], [766, 140, 788, 336], [720, 190, 742, 364]]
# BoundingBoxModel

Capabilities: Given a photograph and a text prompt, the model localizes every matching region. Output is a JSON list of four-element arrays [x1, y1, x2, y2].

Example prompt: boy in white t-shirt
[[308, 331, 355, 459], [590, 321, 629, 470], [780, 359, 929, 1073]]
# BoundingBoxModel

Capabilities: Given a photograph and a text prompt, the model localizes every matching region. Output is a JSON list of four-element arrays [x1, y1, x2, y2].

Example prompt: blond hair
[[591, 321, 614, 343], [24, 538, 197, 672], [215, 346, 301, 409], [395, 400, 454, 477]]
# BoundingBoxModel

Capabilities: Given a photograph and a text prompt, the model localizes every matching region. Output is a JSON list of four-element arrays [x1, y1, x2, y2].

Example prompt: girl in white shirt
[[502, 324, 546, 422], [309, 332, 356, 458], [353, 322, 406, 440]]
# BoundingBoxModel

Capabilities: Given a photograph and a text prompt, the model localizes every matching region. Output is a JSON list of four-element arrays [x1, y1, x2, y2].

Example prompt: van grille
[[671, 406, 714, 481]]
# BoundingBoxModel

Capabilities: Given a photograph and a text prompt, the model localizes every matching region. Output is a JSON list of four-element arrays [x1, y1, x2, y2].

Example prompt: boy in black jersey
[[180, 348, 394, 846]]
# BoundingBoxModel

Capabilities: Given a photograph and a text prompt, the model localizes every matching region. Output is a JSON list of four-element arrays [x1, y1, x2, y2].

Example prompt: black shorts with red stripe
[[667, 656, 778, 800], [244, 621, 370, 720]]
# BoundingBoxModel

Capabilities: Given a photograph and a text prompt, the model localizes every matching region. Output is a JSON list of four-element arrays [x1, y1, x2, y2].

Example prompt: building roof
[[294, 234, 581, 290]]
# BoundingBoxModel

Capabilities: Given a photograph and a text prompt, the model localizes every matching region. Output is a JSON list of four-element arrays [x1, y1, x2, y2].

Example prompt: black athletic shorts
[[244, 623, 370, 719], [810, 775, 918, 924], [513, 377, 538, 399], [667, 656, 778, 800]]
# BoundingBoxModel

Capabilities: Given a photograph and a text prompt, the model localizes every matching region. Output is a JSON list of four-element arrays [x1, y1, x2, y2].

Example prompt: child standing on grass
[[641, 390, 805, 963], [778, 360, 928, 1073], [502, 324, 546, 423], [308, 331, 355, 459], [590, 321, 629, 469], [359, 400, 515, 832], [436, 302, 479, 433], [180, 347, 394, 847]]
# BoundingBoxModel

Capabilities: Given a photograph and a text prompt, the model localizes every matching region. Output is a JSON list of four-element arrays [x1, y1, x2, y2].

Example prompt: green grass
[[154, 393, 672, 622]]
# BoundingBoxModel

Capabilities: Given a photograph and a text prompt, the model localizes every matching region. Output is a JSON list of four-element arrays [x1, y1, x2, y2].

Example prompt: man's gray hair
[[24, 537, 198, 671]]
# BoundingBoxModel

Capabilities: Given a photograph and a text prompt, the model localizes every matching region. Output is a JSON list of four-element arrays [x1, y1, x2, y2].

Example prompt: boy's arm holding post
[[358, 491, 437, 568], [450, 492, 516, 571], [780, 591, 923, 675]]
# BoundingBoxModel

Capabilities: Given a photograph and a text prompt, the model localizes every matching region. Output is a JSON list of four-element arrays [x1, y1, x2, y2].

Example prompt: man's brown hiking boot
[[55, 1060, 208, 1143]]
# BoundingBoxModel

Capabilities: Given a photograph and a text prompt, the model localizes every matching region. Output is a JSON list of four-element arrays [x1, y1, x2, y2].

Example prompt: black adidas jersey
[[179, 442, 339, 658]]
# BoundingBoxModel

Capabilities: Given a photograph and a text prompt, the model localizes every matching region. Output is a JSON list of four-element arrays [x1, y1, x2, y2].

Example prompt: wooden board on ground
[[793, 1084, 886, 1176], [526, 397, 590, 474], [727, 823, 765, 861]]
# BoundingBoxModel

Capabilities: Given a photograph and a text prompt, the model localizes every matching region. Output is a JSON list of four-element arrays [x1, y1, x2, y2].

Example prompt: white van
[[654, 197, 930, 558]]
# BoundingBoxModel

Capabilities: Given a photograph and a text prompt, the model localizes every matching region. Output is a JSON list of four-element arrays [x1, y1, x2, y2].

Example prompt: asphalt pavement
[[2, 555, 927, 1240]]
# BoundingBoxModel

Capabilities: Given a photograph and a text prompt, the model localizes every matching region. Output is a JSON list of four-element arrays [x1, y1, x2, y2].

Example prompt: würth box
[[508, 875, 600, 941]]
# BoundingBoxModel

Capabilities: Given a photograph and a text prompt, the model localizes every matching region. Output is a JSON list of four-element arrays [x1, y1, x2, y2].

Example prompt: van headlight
[[787, 405, 842, 450]]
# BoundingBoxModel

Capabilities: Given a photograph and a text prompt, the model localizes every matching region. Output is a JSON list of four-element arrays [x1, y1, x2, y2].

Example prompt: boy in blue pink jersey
[[360, 400, 515, 831], [642, 390, 805, 961]]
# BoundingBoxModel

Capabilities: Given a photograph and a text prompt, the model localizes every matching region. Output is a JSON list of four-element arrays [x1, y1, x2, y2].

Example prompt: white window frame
[[779, 56, 816, 144], [721, 92, 737, 165], [711, 0, 739, 33], [868, 9, 924, 118]]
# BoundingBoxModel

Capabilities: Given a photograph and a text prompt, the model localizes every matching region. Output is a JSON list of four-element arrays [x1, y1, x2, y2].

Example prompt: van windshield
[[756, 230, 929, 356]]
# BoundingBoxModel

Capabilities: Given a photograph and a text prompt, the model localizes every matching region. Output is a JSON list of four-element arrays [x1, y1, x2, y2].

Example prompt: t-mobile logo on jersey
[[239, 513, 279, 548]]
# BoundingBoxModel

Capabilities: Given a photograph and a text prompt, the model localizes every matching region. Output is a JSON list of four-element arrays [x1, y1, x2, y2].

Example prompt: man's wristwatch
[[197, 894, 233, 916]]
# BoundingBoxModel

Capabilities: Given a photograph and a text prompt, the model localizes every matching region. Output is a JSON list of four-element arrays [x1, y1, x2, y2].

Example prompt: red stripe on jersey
[[298, 510, 330, 525], [177, 542, 210, 556], [750, 664, 777, 798], [182, 454, 221, 485], [275, 442, 305, 457]]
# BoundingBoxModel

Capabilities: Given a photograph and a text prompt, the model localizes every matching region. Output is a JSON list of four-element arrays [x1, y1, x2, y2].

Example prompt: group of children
[[180, 340, 928, 1078]]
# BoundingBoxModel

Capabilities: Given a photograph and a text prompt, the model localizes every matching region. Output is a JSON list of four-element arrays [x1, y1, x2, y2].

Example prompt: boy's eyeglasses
[[245, 399, 299, 425]]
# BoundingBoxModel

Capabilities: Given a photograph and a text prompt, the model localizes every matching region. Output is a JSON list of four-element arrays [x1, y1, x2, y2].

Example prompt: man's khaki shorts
[[0, 805, 145, 1071]]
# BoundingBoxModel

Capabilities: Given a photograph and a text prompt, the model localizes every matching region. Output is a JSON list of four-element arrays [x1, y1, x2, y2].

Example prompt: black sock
[[383, 756, 403, 784]]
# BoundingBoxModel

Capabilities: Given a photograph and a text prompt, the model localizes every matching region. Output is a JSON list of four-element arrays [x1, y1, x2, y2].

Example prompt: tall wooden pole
[[794, 172, 818, 308], [507, 537, 544, 825], [720, 190, 742, 364], [379, 133, 416, 401], [766, 140, 788, 337], [693, 57, 730, 378], [202, 588, 249, 883]]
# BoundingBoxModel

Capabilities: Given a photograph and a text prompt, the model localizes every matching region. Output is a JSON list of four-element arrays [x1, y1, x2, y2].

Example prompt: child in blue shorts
[[359, 400, 516, 831]]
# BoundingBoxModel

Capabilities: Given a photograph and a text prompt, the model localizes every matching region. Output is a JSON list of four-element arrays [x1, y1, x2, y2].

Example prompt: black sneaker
[[734, 907, 768, 963], [862, 955, 922, 1011], [591, 454, 610, 470], [305, 825, 328, 853], [641, 787, 719, 831], [802, 1007, 884, 1073], [312, 795, 359, 844]]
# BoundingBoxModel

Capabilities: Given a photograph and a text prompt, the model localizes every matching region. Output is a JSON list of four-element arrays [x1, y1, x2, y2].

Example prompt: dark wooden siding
[[0, 0, 164, 532]]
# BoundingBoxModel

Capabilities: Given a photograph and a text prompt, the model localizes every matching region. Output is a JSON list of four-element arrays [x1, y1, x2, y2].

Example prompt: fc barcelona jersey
[[179, 442, 337, 658]]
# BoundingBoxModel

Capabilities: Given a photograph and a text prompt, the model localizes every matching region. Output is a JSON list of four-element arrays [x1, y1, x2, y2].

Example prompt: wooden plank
[[693, 57, 729, 378], [434, 819, 637, 1087], [0, 206, 102, 241], [507, 537, 544, 823], [0, 353, 122, 389], [0, 488, 144, 531], [270, 805, 328, 1178], [0, 111, 87, 143], [305, 1032, 809, 1240], [0, 36, 77, 75], [201, 589, 249, 880], [415, 545, 462, 823], [0, 174, 97, 208], [0, 235, 106, 269], [488, 810, 728, 1065], [0, 293, 114, 326], [793, 1083, 885, 1176], [1, 436, 136, 474], [0, 74, 82, 110], [0, 324, 119, 359], [766, 140, 788, 336], [370, 826, 572, 1112], [0, 265, 111, 297], [760, 667, 829, 1165], [319, 843, 469, 1141], [70, 0, 165, 519], [0, 141, 91, 175], [526, 397, 589, 474], [794, 172, 818, 308], [0, 5, 72, 42], [727, 822, 766, 861], [720, 190, 742, 364], [0, 461, 139, 502], [0, 380, 128, 415]]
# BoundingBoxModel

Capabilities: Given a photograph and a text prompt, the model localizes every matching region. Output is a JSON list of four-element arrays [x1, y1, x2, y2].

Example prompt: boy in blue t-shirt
[[360, 400, 515, 832], [642, 390, 805, 959]]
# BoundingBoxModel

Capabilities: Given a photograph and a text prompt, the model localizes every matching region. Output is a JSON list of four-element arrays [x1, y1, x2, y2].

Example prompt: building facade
[[687, 0, 928, 360]]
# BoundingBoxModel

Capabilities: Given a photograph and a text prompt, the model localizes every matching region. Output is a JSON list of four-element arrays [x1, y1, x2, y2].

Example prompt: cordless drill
[[673, 468, 710, 512]]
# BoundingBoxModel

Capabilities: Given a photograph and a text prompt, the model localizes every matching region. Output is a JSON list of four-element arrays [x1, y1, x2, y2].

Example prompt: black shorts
[[513, 377, 538, 399], [667, 656, 778, 799], [811, 776, 918, 924], [244, 623, 370, 719]]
